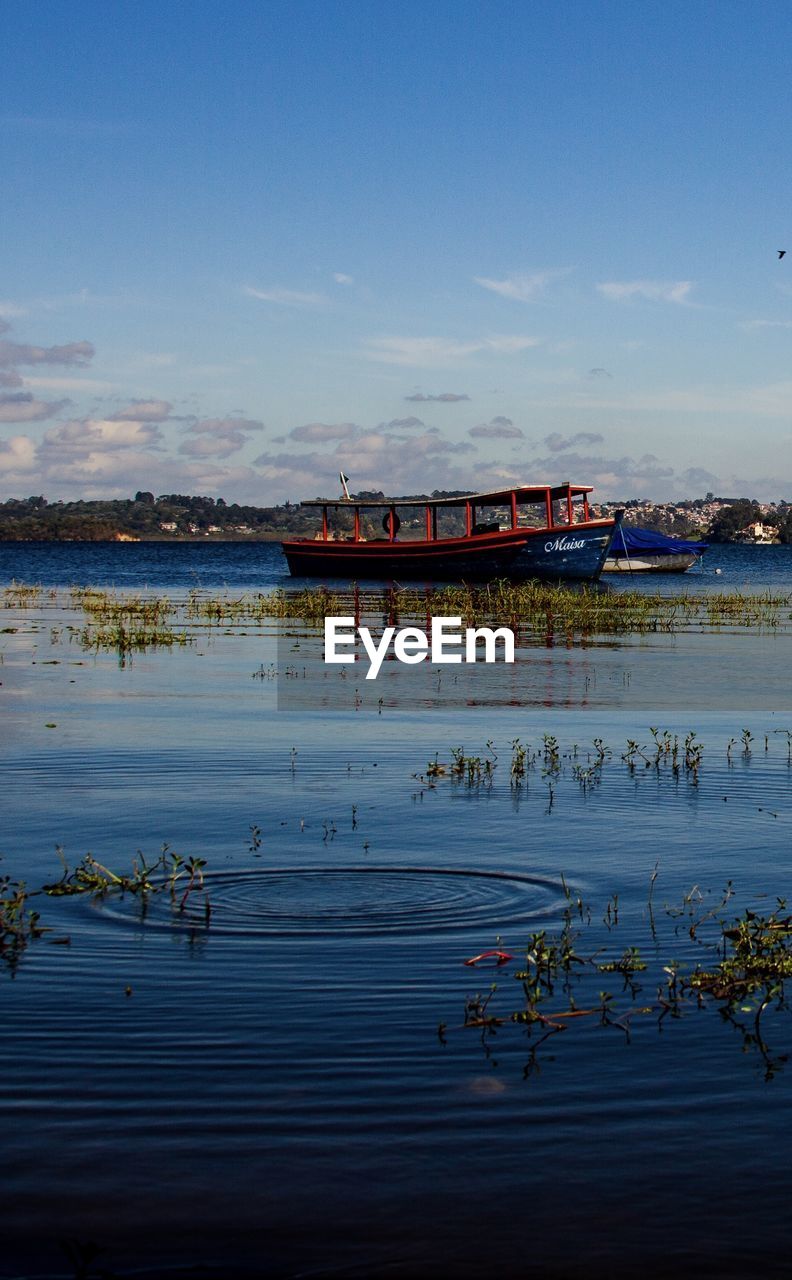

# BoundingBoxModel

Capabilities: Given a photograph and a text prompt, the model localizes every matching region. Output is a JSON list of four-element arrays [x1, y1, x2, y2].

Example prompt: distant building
[[736, 521, 778, 545]]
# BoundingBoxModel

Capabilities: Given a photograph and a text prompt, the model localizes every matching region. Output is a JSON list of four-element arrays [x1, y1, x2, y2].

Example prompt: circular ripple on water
[[91, 866, 566, 938]]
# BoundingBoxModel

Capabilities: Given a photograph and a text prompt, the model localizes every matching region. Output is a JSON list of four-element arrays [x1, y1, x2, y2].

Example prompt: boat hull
[[282, 517, 620, 582], [603, 552, 700, 573]]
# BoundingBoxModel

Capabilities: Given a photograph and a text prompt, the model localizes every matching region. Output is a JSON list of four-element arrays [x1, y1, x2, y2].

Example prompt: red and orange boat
[[282, 481, 622, 582]]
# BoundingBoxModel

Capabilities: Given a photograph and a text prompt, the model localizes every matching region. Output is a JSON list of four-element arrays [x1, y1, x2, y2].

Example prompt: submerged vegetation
[[8, 843, 792, 1079], [0, 872, 44, 970], [419, 729, 718, 792], [44, 845, 210, 916], [455, 883, 792, 1080], [234, 580, 792, 635], [4, 580, 792, 650], [0, 849, 212, 971]]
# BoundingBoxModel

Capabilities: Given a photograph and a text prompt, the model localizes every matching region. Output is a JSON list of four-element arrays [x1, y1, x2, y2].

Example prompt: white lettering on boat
[[324, 616, 514, 680], [544, 535, 586, 552]]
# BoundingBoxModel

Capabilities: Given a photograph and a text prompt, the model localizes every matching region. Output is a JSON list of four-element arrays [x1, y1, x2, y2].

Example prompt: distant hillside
[[0, 490, 474, 541], [1, 491, 791, 543], [0, 493, 319, 541]]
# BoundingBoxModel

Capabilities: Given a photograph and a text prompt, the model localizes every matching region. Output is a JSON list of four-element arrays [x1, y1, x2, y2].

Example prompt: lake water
[[1, 536, 792, 592], [2, 543, 792, 1279]]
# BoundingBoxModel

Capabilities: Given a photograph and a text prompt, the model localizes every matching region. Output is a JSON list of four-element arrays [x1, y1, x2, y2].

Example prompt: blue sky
[[2, 0, 792, 504]]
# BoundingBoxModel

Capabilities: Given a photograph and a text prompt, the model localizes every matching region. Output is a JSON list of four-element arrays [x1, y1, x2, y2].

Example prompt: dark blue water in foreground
[[2, 544, 792, 1279]]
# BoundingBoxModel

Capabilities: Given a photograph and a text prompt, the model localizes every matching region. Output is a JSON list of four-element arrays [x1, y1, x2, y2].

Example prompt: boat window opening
[[570, 493, 588, 524], [395, 505, 424, 542], [433, 506, 467, 541], [367, 505, 424, 543], [515, 501, 547, 530], [473, 502, 507, 535], [336, 505, 357, 541]]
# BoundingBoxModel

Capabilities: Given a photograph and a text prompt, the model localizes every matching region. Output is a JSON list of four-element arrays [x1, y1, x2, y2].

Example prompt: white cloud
[[0, 420, 265, 500], [544, 431, 605, 452], [333, 273, 354, 285], [405, 392, 470, 402], [42, 418, 164, 456], [0, 434, 37, 475], [0, 392, 70, 423], [363, 334, 540, 367], [597, 280, 694, 304], [290, 422, 359, 443], [179, 417, 264, 459], [0, 337, 95, 368], [474, 269, 569, 302], [243, 285, 327, 306], [111, 399, 173, 422], [379, 417, 425, 431], [531, 450, 676, 495], [469, 418, 524, 440], [23, 375, 118, 391]]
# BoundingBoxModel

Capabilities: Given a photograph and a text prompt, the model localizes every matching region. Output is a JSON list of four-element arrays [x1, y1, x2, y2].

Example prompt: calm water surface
[[1, 536, 792, 591], [2, 544, 792, 1278]]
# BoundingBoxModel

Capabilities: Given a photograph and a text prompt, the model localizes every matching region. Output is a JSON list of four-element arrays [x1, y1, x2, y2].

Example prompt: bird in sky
[[779, 250, 787, 259]]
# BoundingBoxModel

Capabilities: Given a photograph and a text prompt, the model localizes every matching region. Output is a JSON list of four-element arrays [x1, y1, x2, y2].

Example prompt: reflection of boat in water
[[603, 525, 708, 573], [282, 482, 623, 582]]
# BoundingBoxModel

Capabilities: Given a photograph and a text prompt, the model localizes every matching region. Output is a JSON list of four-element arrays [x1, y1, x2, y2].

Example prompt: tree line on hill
[[0, 493, 314, 541], [0, 491, 791, 542]]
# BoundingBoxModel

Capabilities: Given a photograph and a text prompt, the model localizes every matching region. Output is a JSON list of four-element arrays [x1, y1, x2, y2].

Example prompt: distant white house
[[736, 521, 778, 544]]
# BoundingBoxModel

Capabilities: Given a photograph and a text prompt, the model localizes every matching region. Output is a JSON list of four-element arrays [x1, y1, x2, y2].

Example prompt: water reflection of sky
[[1, 536, 792, 592], [2, 557, 792, 1279]]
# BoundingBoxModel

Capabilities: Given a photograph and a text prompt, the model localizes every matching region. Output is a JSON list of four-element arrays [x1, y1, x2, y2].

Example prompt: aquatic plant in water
[[453, 884, 792, 1080], [0, 874, 44, 970], [418, 729, 719, 792], [44, 847, 211, 920], [9, 580, 792, 641]]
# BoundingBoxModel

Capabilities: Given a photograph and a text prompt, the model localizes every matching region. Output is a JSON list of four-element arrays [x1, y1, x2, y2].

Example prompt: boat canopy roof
[[300, 482, 594, 509], [616, 525, 709, 555]]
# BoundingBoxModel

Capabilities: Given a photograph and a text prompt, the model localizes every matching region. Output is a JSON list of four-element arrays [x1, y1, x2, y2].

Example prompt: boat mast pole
[[510, 491, 517, 529], [322, 506, 328, 540]]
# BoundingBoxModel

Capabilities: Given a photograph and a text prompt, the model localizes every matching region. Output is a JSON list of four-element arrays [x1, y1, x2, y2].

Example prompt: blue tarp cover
[[612, 525, 708, 556]]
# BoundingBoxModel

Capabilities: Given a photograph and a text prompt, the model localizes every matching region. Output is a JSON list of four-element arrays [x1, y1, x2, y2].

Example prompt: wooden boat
[[282, 482, 623, 582], [603, 524, 708, 573]]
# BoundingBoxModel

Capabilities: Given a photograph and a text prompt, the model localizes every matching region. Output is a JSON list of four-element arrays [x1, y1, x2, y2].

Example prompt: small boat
[[281, 481, 623, 582], [603, 524, 708, 573]]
